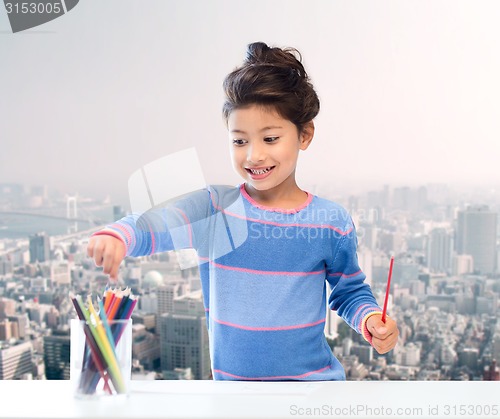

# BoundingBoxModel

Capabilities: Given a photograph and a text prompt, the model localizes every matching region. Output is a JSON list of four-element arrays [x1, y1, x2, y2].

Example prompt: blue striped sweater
[[99, 184, 382, 380]]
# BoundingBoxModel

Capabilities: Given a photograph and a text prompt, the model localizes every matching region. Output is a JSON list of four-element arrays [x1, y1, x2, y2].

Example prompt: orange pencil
[[107, 291, 123, 320], [104, 289, 116, 314]]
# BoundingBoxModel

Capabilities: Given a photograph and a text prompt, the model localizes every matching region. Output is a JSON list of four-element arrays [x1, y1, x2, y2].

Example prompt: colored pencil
[[381, 256, 394, 323], [70, 288, 138, 395], [86, 296, 125, 394]]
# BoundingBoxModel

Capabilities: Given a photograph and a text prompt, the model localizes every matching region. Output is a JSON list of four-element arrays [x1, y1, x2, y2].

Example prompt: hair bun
[[245, 42, 271, 64], [244, 41, 306, 81], [223, 42, 320, 131]]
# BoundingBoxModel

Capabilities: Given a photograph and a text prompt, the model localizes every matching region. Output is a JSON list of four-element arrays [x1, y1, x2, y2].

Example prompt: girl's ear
[[299, 121, 315, 150]]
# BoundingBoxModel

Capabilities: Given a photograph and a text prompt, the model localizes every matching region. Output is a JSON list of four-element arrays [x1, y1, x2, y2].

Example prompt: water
[[0, 206, 115, 239]]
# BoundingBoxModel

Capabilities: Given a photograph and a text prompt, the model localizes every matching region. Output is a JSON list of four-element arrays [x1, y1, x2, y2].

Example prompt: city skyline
[[1, 180, 499, 244], [0, 176, 499, 381], [1, 178, 500, 212]]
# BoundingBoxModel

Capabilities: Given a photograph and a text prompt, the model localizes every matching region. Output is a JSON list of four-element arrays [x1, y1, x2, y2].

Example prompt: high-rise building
[[0, 320, 12, 341], [25, 302, 51, 326], [456, 206, 497, 274], [452, 254, 474, 276], [492, 324, 500, 367], [46, 307, 60, 329], [342, 337, 352, 357], [132, 324, 160, 370], [361, 225, 379, 251], [357, 246, 373, 286], [157, 281, 187, 316], [159, 290, 210, 380], [458, 348, 479, 370], [351, 343, 373, 365], [400, 343, 421, 367], [7, 315, 28, 339], [50, 261, 71, 285], [0, 255, 13, 275], [427, 228, 453, 273], [379, 228, 407, 254], [0, 341, 33, 379], [43, 329, 71, 380], [140, 293, 158, 314], [29, 232, 50, 263], [0, 298, 16, 320]]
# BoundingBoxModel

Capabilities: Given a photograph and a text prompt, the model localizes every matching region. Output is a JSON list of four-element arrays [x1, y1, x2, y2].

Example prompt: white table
[[0, 380, 499, 418]]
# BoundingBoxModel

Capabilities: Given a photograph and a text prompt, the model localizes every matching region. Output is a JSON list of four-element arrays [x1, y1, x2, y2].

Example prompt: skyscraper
[[159, 290, 210, 380], [157, 281, 188, 316], [427, 228, 453, 273], [0, 298, 16, 320], [132, 324, 160, 370], [0, 341, 33, 380], [0, 320, 12, 341], [43, 329, 71, 379], [456, 206, 497, 274], [7, 315, 28, 339], [29, 232, 50, 263], [452, 254, 474, 276]]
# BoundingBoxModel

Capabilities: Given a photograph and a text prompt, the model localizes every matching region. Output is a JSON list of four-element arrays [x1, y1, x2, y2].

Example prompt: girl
[[87, 42, 398, 381]]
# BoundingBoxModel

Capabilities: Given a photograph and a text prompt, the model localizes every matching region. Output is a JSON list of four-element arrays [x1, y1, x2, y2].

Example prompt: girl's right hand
[[87, 234, 126, 281]]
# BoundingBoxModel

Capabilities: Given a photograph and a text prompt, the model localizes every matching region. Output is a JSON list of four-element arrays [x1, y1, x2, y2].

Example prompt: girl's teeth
[[250, 167, 272, 175]]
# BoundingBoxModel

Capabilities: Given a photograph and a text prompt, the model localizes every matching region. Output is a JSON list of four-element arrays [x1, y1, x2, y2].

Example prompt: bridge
[[0, 195, 121, 256], [0, 210, 104, 224]]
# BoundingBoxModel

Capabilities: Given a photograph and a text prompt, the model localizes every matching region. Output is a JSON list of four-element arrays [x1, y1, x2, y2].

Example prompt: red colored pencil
[[381, 256, 394, 323]]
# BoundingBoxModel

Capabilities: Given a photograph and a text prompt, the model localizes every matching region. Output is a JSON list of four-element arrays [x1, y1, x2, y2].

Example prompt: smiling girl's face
[[228, 104, 313, 198]]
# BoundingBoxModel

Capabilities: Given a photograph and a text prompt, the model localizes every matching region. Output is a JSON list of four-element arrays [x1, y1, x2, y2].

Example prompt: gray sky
[[1, 0, 499, 205]]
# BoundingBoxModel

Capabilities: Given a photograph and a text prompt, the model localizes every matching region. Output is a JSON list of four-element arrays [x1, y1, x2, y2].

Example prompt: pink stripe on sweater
[[198, 256, 325, 277], [213, 317, 325, 331], [113, 224, 132, 247], [214, 365, 330, 380]]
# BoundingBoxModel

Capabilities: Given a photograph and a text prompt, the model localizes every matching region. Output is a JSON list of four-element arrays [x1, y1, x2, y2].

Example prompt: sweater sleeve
[[326, 217, 382, 344], [93, 188, 213, 258]]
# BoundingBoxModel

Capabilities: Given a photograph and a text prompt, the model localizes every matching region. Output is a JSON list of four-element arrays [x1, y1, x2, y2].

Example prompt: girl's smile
[[245, 165, 275, 179]]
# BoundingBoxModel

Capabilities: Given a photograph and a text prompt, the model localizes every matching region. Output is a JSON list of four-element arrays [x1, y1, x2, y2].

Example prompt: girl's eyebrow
[[230, 126, 283, 134]]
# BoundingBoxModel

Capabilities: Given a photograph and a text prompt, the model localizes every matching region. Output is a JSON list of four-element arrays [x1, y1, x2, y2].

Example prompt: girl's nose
[[247, 143, 265, 163]]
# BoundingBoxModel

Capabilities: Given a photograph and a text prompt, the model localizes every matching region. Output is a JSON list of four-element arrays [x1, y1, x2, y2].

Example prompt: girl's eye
[[232, 139, 247, 146], [264, 137, 279, 143]]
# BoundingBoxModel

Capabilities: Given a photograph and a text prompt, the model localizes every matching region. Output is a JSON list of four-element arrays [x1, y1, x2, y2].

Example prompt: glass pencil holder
[[70, 318, 132, 399]]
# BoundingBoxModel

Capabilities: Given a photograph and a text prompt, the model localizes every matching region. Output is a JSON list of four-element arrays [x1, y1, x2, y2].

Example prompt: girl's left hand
[[366, 315, 399, 354]]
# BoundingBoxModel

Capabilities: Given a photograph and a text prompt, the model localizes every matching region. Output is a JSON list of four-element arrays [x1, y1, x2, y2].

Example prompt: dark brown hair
[[222, 42, 320, 133]]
